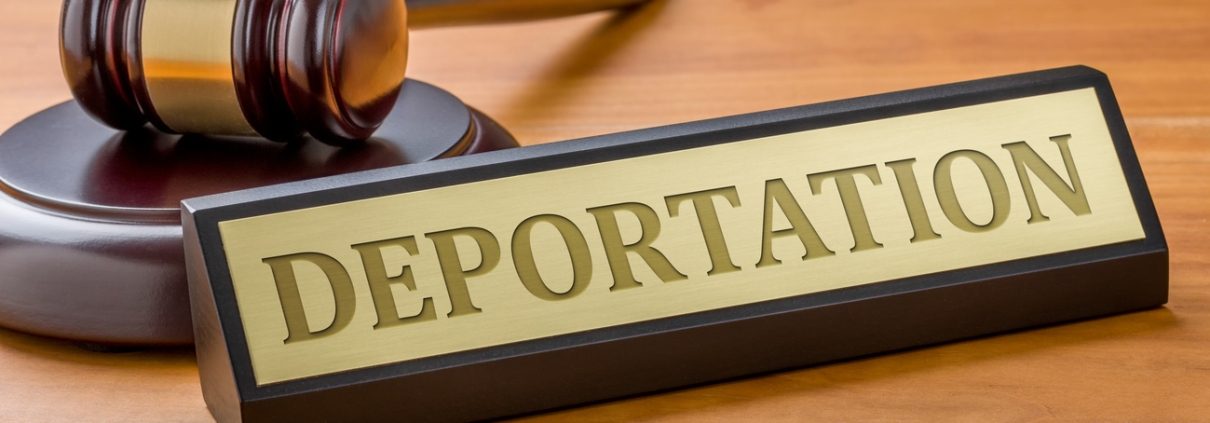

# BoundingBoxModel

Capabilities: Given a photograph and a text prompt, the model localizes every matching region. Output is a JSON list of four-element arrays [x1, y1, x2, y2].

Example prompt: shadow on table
[[508, 307, 1180, 422], [0, 324, 195, 367]]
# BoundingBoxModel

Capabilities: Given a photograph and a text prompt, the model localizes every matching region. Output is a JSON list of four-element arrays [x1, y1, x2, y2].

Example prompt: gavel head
[[60, 0, 409, 145]]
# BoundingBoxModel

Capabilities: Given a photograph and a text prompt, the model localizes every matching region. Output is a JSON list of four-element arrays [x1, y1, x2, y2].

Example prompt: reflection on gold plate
[[217, 88, 1144, 385]]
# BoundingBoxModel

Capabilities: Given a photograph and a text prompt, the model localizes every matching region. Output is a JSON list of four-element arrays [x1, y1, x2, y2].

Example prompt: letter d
[[263, 253, 357, 344]]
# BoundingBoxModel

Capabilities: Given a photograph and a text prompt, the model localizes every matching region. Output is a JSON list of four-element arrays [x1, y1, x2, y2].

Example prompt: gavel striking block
[[61, 0, 409, 145], [59, 0, 652, 144]]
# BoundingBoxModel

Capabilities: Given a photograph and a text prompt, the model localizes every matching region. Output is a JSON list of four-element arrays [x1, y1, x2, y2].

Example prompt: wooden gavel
[[61, 0, 648, 145]]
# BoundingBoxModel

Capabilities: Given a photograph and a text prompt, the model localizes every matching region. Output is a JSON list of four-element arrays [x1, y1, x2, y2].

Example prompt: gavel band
[[141, 0, 255, 136]]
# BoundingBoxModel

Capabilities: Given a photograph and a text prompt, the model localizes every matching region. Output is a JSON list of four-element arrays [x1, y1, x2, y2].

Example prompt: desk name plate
[[184, 66, 1167, 423]]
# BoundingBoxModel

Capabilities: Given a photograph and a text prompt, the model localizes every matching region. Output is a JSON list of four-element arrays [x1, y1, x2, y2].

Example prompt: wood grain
[[1, 0, 1207, 421]]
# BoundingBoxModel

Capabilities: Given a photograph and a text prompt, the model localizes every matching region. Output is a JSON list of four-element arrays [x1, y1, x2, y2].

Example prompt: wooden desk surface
[[1, 0, 1207, 421]]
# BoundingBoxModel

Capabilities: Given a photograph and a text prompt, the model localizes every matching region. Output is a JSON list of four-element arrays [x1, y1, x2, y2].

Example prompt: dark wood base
[[0, 79, 517, 346]]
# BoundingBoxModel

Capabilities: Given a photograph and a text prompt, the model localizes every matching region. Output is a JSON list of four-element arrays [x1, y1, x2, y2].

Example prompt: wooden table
[[2, 0, 1207, 421]]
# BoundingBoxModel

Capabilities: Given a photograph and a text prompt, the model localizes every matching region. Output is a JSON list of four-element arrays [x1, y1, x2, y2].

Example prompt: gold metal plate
[[218, 88, 1144, 386]]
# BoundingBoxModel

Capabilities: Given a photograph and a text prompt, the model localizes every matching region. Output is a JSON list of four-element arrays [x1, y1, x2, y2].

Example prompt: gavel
[[61, 0, 649, 145]]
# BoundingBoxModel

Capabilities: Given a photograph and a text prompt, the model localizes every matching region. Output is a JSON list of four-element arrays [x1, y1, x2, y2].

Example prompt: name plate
[[184, 66, 1167, 423]]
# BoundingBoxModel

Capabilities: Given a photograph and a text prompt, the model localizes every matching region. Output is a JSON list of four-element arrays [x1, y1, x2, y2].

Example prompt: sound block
[[0, 79, 517, 346]]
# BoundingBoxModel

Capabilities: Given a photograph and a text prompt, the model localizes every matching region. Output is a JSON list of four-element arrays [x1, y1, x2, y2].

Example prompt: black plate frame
[[184, 65, 1167, 423]]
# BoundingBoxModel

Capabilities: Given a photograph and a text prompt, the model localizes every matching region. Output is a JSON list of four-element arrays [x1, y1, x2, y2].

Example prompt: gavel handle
[[407, 0, 652, 28]]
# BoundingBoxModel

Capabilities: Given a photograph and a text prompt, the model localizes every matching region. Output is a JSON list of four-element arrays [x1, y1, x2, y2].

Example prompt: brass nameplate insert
[[218, 88, 1144, 385]]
